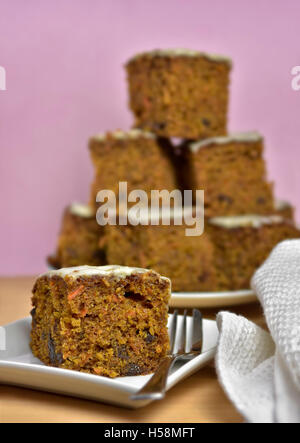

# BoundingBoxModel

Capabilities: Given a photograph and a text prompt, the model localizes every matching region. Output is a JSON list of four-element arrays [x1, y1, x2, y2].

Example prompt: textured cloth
[[216, 240, 300, 423]]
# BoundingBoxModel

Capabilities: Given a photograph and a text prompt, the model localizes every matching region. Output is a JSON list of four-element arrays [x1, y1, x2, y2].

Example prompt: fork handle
[[131, 355, 177, 401]]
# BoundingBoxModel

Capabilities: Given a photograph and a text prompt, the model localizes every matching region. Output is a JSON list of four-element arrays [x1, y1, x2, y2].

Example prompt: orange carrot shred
[[68, 285, 85, 301]]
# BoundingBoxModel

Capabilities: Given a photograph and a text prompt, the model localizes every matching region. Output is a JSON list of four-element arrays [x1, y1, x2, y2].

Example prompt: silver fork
[[131, 309, 203, 401]]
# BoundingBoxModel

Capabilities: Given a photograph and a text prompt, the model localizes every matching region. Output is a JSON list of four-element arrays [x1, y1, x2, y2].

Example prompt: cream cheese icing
[[92, 129, 156, 142], [274, 200, 292, 211], [209, 214, 284, 229], [69, 203, 94, 218], [189, 132, 263, 153], [41, 265, 170, 283]]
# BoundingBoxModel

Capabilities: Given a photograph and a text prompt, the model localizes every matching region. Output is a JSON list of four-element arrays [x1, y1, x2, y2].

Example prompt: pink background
[[1, 0, 300, 275]]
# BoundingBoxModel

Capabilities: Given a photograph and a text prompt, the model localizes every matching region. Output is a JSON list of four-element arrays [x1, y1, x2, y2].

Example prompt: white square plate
[[0, 315, 218, 409]]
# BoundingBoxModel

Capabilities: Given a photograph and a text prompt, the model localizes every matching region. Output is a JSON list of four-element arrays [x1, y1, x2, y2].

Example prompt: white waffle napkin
[[216, 240, 300, 423]]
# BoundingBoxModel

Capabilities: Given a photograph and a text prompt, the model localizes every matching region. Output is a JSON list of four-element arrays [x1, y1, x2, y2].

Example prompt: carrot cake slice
[[48, 203, 104, 269], [89, 129, 178, 210], [126, 49, 232, 139], [30, 265, 170, 378], [207, 214, 300, 290], [182, 132, 274, 217]]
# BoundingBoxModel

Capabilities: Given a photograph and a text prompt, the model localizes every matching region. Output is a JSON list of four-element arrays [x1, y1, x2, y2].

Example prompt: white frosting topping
[[209, 214, 284, 229], [189, 132, 263, 153], [92, 129, 156, 142], [40, 265, 170, 283], [69, 203, 94, 218], [128, 48, 232, 66], [274, 200, 292, 211]]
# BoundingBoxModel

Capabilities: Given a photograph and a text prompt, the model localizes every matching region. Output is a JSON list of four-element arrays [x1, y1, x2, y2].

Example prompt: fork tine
[[131, 309, 204, 401], [191, 309, 203, 353], [169, 309, 179, 354], [178, 309, 188, 354]]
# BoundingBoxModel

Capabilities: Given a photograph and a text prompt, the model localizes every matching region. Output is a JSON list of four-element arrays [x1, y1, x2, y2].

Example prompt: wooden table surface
[[0, 276, 265, 423]]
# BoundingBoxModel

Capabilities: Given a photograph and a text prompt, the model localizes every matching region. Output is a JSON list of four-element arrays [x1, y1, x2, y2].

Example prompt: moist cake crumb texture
[[102, 211, 300, 291], [89, 130, 178, 210], [126, 49, 231, 139], [31, 266, 170, 377], [181, 133, 274, 217], [103, 223, 217, 292], [207, 216, 300, 290]]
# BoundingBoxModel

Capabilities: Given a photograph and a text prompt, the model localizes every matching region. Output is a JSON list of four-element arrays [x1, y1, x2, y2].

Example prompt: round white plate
[[170, 289, 257, 308]]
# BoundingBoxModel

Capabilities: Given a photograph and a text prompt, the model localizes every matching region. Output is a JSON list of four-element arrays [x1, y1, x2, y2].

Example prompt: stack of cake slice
[[49, 49, 300, 292]]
